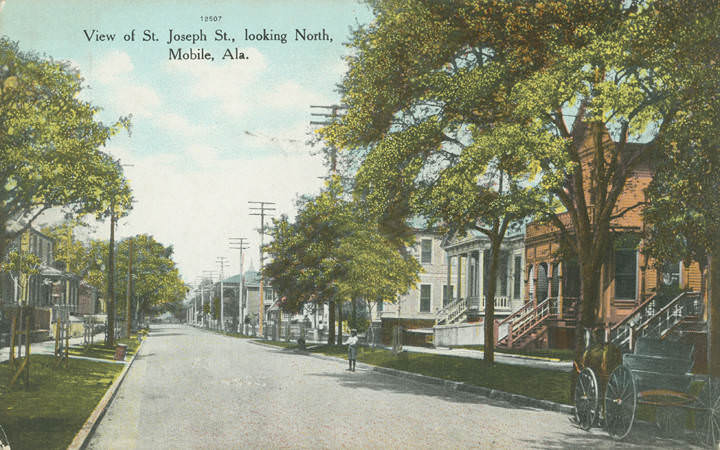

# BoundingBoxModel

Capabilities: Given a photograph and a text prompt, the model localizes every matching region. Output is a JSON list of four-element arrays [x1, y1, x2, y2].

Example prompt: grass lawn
[[262, 341, 572, 405], [68, 335, 141, 361], [0, 355, 123, 450], [451, 345, 576, 361]]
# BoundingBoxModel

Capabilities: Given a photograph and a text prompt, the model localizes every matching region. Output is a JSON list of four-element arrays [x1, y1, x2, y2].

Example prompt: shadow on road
[[148, 333, 185, 337], [306, 369, 541, 412], [518, 421, 697, 449]]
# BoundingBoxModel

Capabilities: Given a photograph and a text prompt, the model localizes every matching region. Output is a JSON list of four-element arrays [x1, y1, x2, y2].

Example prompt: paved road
[[88, 325, 695, 449]]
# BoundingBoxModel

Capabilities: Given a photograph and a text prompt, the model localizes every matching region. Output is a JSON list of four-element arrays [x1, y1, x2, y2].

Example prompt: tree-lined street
[[88, 327, 690, 449]]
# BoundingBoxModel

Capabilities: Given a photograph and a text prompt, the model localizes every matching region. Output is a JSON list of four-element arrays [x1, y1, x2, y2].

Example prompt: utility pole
[[230, 237, 249, 334], [194, 277, 204, 327], [126, 236, 133, 338], [310, 104, 346, 175], [217, 256, 228, 331], [106, 206, 116, 347], [311, 105, 346, 343], [202, 270, 218, 328], [249, 201, 275, 337]]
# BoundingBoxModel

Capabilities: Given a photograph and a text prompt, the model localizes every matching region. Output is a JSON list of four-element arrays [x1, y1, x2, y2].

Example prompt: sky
[[0, 0, 373, 283]]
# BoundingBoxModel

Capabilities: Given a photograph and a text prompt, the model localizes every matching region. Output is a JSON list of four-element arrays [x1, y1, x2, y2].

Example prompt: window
[[513, 256, 522, 300], [420, 284, 431, 312], [442, 285, 453, 306], [421, 239, 432, 264], [615, 249, 637, 300], [377, 298, 383, 312], [661, 261, 681, 287], [499, 253, 508, 297]]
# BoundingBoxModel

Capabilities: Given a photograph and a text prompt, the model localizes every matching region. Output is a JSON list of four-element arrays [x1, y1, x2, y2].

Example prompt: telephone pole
[[230, 237, 249, 334], [311, 105, 346, 344], [126, 236, 133, 338], [310, 104, 346, 174], [249, 201, 275, 337], [217, 256, 228, 330], [106, 207, 116, 347], [202, 270, 218, 328]]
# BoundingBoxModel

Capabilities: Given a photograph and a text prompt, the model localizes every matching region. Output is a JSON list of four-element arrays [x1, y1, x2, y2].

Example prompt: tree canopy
[[324, 0, 720, 351], [264, 180, 420, 343], [0, 38, 132, 259]]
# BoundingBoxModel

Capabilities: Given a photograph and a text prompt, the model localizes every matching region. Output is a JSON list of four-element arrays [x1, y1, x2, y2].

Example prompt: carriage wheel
[[604, 365, 637, 440], [656, 407, 685, 438], [695, 377, 720, 448], [575, 367, 599, 430]]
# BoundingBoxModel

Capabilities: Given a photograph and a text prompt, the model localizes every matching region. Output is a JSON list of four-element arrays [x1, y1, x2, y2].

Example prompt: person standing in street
[[346, 329, 358, 371]]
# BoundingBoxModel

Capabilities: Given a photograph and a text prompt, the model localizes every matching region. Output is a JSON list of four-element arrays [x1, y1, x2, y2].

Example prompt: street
[[88, 325, 693, 449]]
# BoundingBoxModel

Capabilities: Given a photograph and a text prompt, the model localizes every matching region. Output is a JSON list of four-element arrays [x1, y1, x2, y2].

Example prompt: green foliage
[[41, 218, 91, 274], [325, 0, 720, 334], [212, 297, 220, 320], [264, 179, 419, 312], [113, 235, 187, 316], [0, 250, 40, 276], [0, 38, 132, 259]]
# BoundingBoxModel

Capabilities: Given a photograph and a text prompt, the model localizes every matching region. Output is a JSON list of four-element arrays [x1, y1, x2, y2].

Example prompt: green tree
[[0, 38, 131, 260], [645, 61, 720, 377], [264, 180, 419, 345], [325, 0, 719, 361], [112, 235, 187, 323]]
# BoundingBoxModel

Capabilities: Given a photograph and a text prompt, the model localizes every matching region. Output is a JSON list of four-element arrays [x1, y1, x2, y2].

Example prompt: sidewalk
[[0, 333, 106, 363], [299, 336, 573, 372], [396, 345, 573, 372]]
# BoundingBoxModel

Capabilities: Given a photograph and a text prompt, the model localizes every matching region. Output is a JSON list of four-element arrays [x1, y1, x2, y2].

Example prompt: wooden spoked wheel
[[575, 367, 600, 430], [695, 377, 720, 448], [604, 365, 637, 440]]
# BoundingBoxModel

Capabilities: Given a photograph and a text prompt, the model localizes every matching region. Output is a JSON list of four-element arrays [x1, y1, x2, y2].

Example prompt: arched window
[[537, 263, 549, 301]]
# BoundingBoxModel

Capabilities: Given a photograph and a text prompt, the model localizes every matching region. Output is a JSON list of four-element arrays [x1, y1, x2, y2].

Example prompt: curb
[[251, 341, 574, 415], [67, 338, 146, 450]]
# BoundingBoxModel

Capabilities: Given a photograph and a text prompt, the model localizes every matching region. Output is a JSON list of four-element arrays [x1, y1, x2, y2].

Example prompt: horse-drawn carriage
[[575, 336, 720, 447]]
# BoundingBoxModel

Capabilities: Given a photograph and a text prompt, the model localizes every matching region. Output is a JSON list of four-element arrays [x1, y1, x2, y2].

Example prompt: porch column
[[464, 252, 471, 302], [557, 262, 564, 320], [479, 250, 485, 309], [446, 253, 452, 306], [533, 265, 538, 309], [456, 255, 462, 303], [548, 264, 554, 299]]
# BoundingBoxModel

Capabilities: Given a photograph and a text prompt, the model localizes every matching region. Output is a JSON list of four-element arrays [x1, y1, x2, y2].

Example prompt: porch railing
[[435, 297, 468, 326], [497, 296, 578, 348], [610, 291, 702, 352]]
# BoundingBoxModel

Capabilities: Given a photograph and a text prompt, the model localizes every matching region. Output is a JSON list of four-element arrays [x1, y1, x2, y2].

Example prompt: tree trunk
[[328, 300, 335, 345], [710, 246, 720, 377], [337, 301, 343, 345], [351, 297, 357, 330], [484, 240, 501, 364]]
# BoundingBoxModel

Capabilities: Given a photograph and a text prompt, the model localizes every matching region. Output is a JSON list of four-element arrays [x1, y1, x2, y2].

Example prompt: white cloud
[[165, 49, 332, 120], [91, 50, 134, 84], [153, 112, 209, 137], [265, 81, 329, 110], [108, 84, 161, 118]]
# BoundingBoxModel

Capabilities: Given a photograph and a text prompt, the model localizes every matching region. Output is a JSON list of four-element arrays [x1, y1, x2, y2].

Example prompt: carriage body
[[576, 337, 720, 446]]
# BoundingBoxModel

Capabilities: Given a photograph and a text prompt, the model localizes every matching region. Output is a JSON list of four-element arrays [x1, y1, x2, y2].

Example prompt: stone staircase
[[609, 290, 703, 353]]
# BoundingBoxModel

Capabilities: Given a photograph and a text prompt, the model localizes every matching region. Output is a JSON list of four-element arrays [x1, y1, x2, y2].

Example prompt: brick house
[[500, 124, 704, 352]]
